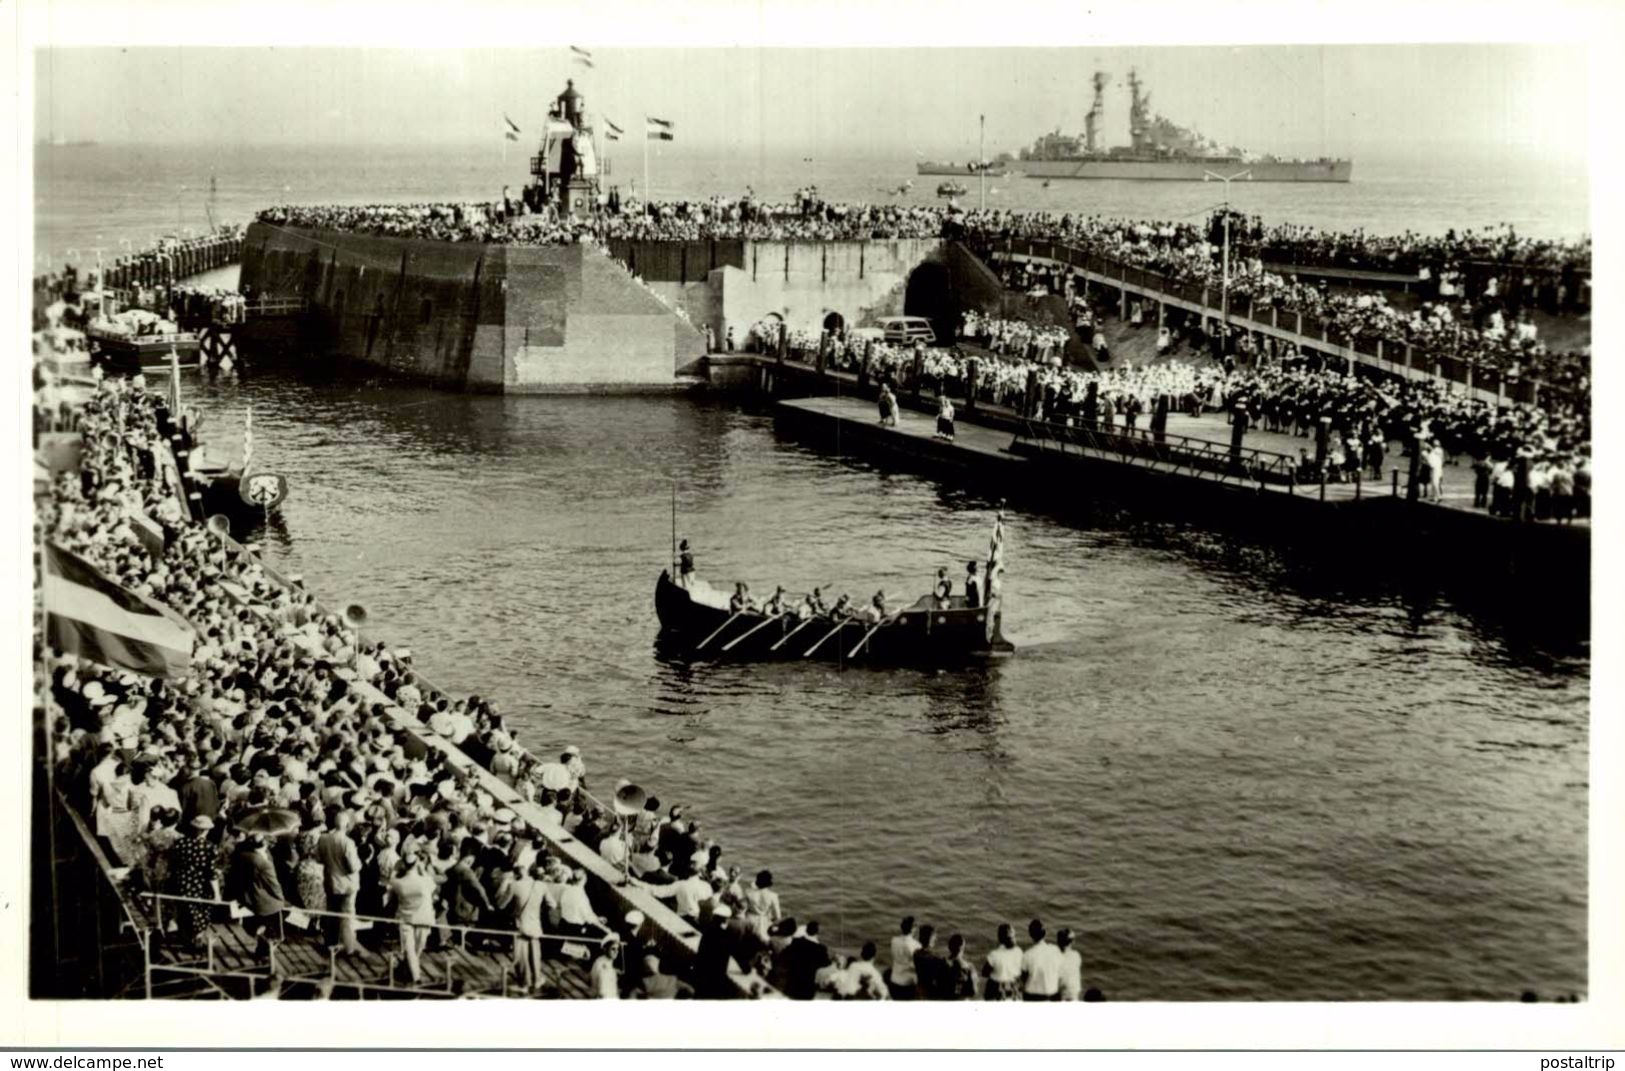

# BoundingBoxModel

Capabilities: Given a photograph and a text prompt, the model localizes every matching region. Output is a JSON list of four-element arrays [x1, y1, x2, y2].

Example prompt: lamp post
[[1203, 168, 1251, 347], [979, 114, 987, 213]]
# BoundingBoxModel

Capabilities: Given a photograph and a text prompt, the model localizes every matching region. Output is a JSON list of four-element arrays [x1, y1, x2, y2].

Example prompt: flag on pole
[[504, 115, 521, 142], [44, 541, 195, 678], [571, 46, 594, 68], [646, 116, 675, 141], [604, 118, 624, 141]]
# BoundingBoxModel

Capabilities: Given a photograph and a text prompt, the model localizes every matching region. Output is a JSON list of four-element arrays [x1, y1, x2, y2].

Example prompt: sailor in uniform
[[934, 568, 954, 609], [762, 586, 788, 616], [829, 594, 854, 620], [729, 583, 756, 614], [866, 591, 889, 623]]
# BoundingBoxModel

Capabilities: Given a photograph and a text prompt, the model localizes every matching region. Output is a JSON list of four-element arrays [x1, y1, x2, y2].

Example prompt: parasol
[[234, 807, 301, 837]]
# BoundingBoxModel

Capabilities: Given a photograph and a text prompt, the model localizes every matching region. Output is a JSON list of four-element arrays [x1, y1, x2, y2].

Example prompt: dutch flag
[[646, 116, 675, 141], [44, 542, 195, 679]]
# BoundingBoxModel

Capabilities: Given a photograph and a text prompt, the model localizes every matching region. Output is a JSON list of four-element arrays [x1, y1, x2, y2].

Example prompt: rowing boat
[[654, 570, 1014, 665]]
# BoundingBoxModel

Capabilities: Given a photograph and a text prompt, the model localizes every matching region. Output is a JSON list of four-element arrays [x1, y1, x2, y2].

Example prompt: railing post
[[1354, 468, 1361, 501], [1319, 472, 1327, 501], [1391, 467, 1400, 497]]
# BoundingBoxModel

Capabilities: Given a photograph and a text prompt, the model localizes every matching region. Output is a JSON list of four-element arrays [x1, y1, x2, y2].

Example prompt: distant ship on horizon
[[1014, 70, 1352, 183]]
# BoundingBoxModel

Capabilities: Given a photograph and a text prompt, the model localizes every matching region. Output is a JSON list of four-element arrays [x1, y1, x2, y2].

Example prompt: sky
[[33, 43, 1590, 165]]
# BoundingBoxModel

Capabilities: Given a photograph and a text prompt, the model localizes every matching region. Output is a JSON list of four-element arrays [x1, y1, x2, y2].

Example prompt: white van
[[878, 316, 937, 346]]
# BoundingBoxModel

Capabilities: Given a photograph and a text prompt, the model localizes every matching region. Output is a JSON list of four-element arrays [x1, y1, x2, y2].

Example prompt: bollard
[[1319, 472, 1327, 502], [1391, 467, 1400, 497], [1354, 468, 1361, 501]]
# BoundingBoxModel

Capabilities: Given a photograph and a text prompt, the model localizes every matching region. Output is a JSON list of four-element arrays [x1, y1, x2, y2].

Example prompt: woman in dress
[[293, 831, 328, 913], [94, 758, 140, 866], [169, 815, 219, 949], [498, 862, 548, 993]]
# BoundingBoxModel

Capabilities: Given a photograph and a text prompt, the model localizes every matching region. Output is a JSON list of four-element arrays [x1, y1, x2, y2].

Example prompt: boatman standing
[[934, 568, 954, 609], [677, 539, 695, 587], [964, 561, 982, 609]]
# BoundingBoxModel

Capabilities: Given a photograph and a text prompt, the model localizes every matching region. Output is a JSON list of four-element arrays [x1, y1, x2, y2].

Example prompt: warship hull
[[1019, 158, 1352, 182]]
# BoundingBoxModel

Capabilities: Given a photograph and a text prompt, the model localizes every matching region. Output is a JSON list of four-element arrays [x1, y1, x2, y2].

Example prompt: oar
[[846, 613, 901, 660], [769, 616, 820, 652], [720, 612, 788, 653], [694, 611, 746, 651], [801, 618, 852, 659]]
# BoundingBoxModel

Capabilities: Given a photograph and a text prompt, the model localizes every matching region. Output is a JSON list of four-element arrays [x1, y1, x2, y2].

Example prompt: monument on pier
[[524, 79, 601, 220]]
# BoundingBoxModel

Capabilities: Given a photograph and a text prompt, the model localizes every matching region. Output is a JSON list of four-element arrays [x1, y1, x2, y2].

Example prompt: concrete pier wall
[[239, 223, 704, 392]]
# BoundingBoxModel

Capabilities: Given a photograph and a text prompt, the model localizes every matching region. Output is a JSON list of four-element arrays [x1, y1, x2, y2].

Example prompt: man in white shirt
[[1056, 928, 1083, 1001], [982, 923, 1023, 1001], [887, 915, 922, 1000], [846, 941, 889, 1000], [557, 869, 605, 936], [1020, 919, 1064, 1001], [641, 870, 713, 922]]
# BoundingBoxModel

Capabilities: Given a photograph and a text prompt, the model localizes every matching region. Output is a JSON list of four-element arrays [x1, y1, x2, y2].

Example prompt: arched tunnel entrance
[[903, 263, 956, 346], [822, 311, 846, 337]]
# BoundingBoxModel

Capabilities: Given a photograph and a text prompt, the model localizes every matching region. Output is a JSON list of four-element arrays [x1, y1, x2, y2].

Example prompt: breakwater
[[34, 230, 243, 299], [238, 223, 705, 391]]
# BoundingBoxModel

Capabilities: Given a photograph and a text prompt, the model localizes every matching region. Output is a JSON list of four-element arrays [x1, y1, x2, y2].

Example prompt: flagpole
[[643, 120, 650, 204]]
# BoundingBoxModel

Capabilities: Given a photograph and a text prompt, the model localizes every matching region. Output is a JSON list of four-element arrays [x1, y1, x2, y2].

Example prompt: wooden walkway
[[781, 394, 1027, 465]]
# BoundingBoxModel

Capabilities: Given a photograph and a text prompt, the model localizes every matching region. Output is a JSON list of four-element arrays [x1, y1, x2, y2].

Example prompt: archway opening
[[904, 263, 955, 346], [822, 311, 846, 337]]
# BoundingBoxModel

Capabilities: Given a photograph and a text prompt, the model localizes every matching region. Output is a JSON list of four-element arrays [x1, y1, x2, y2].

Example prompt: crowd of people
[[255, 195, 1587, 399], [36, 366, 1110, 999], [980, 227, 1588, 396], [750, 294, 1587, 515]]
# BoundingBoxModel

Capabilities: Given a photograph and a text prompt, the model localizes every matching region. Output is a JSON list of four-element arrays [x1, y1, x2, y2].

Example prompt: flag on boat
[[604, 118, 624, 141], [242, 405, 254, 476], [167, 346, 182, 415], [44, 541, 195, 679], [646, 116, 675, 141], [571, 46, 594, 68], [503, 114, 521, 142]]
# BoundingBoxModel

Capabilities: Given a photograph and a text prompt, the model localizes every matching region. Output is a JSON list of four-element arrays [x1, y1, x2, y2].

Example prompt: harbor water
[[35, 143, 1590, 1000], [171, 372, 1587, 1001], [34, 143, 1590, 271]]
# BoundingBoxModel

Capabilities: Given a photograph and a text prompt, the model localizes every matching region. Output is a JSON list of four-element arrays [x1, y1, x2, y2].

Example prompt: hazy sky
[[33, 44, 1589, 163]]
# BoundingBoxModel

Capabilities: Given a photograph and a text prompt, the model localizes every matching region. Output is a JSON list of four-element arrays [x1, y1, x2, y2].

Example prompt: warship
[[1017, 70, 1352, 183]]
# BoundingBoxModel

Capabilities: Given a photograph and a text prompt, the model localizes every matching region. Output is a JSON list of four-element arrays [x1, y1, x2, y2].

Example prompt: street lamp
[[1203, 168, 1251, 342]]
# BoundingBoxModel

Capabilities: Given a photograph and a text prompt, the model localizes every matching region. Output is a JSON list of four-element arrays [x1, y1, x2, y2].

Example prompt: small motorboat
[[936, 181, 969, 198]]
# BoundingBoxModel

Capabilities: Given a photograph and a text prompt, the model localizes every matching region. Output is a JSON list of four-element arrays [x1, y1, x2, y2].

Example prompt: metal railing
[[139, 889, 609, 999], [1017, 417, 1299, 488], [245, 297, 308, 317]]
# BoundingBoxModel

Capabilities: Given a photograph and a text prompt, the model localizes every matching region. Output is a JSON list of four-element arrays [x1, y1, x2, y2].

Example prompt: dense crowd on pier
[[985, 233, 1589, 393], [254, 196, 1588, 395], [35, 367, 1114, 999], [752, 300, 1586, 517]]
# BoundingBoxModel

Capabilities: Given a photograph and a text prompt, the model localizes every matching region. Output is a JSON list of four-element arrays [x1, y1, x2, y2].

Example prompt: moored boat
[[654, 570, 1013, 664], [86, 310, 202, 371]]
